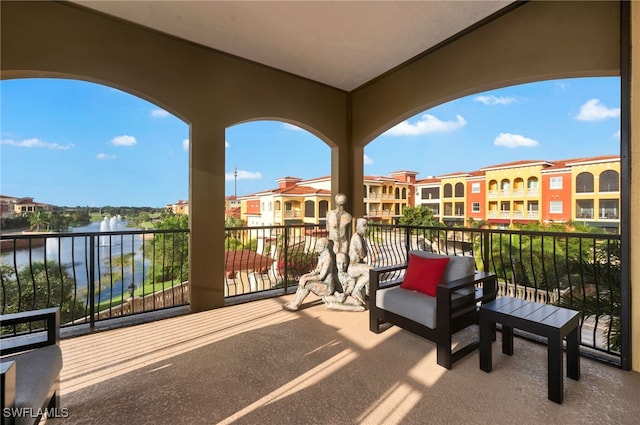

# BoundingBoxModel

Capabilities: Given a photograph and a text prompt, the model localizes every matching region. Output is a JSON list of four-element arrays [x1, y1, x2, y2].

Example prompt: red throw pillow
[[400, 255, 450, 297]]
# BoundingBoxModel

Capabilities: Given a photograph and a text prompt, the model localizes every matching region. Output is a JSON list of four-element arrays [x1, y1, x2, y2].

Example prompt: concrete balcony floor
[[44, 294, 640, 425]]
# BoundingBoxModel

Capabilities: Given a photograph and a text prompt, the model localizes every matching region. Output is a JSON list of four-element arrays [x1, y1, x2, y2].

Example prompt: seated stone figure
[[323, 253, 365, 312], [282, 238, 337, 311], [346, 218, 371, 304]]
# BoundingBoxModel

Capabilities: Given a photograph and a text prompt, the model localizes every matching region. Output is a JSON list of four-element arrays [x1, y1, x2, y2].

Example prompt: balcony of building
[[3, 223, 637, 424], [36, 294, 640, 425]]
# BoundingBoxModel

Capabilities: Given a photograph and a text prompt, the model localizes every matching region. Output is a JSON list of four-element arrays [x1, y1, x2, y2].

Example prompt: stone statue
[[282, 193, 370, 314], [282, 238, 337, 311], [346, 218, 371, 303], [326, 193, 352, 255], [322, 253, 365, 312]]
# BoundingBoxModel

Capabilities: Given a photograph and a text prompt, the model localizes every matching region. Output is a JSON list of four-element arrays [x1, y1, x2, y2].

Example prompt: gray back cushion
[[408, 251, 475, 281]]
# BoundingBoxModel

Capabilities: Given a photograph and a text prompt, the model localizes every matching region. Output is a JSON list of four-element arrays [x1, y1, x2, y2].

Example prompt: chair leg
[[436, 337, 453, 369]]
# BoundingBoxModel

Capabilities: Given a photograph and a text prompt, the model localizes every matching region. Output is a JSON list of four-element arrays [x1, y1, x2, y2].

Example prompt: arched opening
[[225, 120, 331, 226], [0, 78, 189, 209], [600, 170, 620, 192], [443, 184, 453, 198], [576, 172, 595, 193], [454, 182, 464, 198]]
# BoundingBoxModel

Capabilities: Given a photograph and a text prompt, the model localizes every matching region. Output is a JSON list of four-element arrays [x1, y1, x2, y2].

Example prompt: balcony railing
[[1, 228, 189, 330], [1, 223, 623, 366], [365, 223, 622, 365]]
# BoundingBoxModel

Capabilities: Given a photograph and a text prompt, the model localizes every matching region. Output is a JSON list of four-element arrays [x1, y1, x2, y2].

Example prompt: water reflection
[[1, 219, 146, 301]]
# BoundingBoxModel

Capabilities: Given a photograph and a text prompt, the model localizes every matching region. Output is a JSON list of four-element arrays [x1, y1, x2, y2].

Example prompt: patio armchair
[[1, 308, 62, 425], [369, 251, 497, 369]]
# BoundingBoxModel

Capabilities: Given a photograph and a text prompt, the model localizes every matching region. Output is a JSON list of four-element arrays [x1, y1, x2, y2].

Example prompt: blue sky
[[1, 77, 620, 207]]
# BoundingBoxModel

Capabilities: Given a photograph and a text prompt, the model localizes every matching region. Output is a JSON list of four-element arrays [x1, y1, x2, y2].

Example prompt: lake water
[[1, 219, 146, 301]]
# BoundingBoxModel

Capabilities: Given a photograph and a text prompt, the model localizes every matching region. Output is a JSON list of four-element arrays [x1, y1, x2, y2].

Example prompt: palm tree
[[28, 210, 48, 232]]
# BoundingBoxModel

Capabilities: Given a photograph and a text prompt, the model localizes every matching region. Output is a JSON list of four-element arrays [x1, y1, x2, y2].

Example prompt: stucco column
[[630, 0, 640, 373], [189, 121, 226, 311]]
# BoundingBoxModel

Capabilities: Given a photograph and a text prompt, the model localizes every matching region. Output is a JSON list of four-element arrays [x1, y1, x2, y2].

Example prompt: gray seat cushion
[[377, 285, 437, 328], [2, 344, 62, 425]]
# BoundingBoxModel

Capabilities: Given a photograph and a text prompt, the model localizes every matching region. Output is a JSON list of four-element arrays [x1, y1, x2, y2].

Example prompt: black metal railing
[[1, 222, 623, 366], [1, 228, 189, 330], [224, 224, 326, 298], [367, 223, 622, 364]]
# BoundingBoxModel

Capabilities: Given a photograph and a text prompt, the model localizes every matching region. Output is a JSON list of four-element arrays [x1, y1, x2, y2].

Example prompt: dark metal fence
[[367, 223, 622, 364], [1, 222, 623, 366], [224, 224, 326, 298], [1, 228, 189, 330]]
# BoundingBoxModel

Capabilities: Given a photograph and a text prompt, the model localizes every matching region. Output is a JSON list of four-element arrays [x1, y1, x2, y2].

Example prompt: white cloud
[[384, 114, 467, 136], [110, 135, 137, 146], [613, 129, 621, 139], [494, 133, 539, 148], [474, 95, 515, 106], [151, 109, 170, 118], [363, 154, 373, 165], [97, 153, 117, 160], [282, 123, 303, 131], [182, 139, 189, 152], [1, 138, 73, 150], [225, 169, 263, 181], [576, 99, 620, 121], [225, 140, 230, 148], [554, 81, 569, 92]]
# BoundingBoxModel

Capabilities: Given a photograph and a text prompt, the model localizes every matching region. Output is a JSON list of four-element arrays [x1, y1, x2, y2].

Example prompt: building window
[[471, 183, 480, 193], [304, 200, 315, 218], [472, 202, 481, 213], [599, 170, 620, 192], [576, 172, 594, 193], [576, 200, 594, 219], [454, 182, 464, 197], [319, 200, 328, 218], [550, 201, 563, 213], [599, 199, 619, 219], [443, 184, 452, 198], [422, 187, 439, 199], [550, 177, 563, 189]]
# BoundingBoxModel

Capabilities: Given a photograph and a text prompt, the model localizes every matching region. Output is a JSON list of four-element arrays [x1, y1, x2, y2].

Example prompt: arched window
[[500, 179, 510, 191], [599, 170, 619, 192], [443, 183, 453, 197], [514, 177, 524, 190], [402, 188, 407, 199], [395, 187, 400, 198], [319, 200, 329, 218], [576, 172, 594, 193], [488, 180, 498, 191], [527, 177, 538, 189], [304, 200, 315, 218], [454, 182, 464, 197]]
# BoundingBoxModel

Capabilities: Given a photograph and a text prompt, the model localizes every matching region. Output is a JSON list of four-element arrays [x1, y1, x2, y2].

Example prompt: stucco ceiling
[[72, 1, 515, 91]]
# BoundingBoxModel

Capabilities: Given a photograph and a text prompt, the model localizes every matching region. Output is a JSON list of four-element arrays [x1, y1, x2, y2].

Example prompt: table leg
[[502, 325, 513, 355], [566, 327, 580, 381], [479, 312, 493, 373], [548, 334, 564, 404]]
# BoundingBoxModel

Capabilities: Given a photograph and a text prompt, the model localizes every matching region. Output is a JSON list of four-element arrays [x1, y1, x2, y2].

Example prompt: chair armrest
[[0, 308, 60, 356], [1, 360, 17, 414], [369, 263, 408, 292], [436, 272, 497, 322], [437, 271, 497, 296]]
